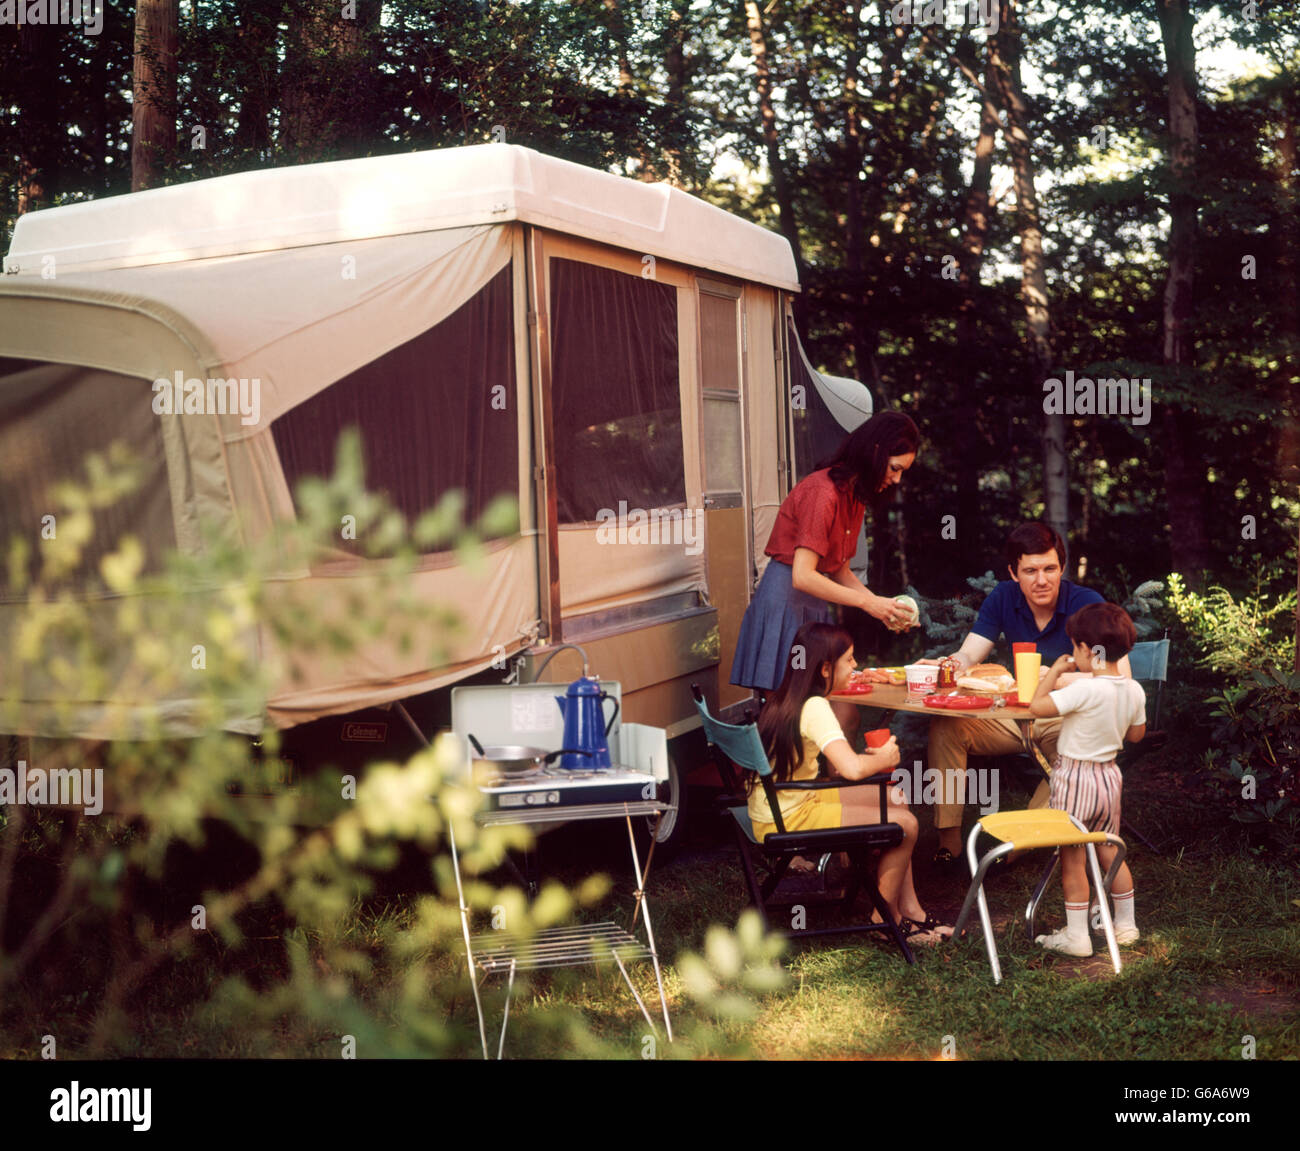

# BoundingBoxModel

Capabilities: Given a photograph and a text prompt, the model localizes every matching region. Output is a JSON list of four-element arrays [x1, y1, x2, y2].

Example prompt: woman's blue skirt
[[729, 560, 833, 692]]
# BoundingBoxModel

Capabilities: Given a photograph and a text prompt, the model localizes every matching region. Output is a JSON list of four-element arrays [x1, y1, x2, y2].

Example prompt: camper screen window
[[0, 359, 177, 598], [272, 266, 517, 550], [549, 258, 685, 523]]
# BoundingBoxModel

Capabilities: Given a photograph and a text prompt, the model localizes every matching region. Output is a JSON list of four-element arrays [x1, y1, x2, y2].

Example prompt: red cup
[[1012, 642, 1036, 654], [865, 728, 892, 749]]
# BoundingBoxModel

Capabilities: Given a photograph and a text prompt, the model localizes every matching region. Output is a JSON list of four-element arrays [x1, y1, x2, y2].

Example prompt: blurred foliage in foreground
[[0, 432, 785, 1057]]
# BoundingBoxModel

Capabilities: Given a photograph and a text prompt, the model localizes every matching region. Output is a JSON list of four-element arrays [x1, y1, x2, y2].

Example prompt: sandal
[[899, 914, 955, 944]]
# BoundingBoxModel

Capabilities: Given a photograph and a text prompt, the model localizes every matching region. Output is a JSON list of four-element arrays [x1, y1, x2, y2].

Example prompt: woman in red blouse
[[730, 411, 921, 694]]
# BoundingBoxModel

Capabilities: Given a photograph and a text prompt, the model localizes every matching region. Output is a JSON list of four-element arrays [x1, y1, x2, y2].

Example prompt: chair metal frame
[[952, 809, 1128, 984], [690, 685, 916, 964]]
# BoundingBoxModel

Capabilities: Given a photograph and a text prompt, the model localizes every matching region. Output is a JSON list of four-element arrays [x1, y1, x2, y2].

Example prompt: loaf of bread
[[969, 662, 1012, 679], [957, 674, 1015, 693]]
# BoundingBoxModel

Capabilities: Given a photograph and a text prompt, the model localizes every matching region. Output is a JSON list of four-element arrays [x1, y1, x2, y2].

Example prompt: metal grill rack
[[470, 922, 655, 972]]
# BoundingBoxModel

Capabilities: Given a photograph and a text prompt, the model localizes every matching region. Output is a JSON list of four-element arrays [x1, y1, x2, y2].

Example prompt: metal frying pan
[[467, 735, 593, 776]]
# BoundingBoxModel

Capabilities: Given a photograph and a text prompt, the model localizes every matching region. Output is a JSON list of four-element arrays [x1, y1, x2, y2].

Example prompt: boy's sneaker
[[1035, 929, 1093, 957], [1113, 925, 1140, 946]]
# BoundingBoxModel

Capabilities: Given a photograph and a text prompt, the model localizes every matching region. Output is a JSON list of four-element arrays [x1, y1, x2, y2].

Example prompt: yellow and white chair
[[951, 809, 1128, 983]]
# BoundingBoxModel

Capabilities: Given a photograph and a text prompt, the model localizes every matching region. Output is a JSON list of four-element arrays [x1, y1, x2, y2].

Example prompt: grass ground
[[1, 726, 1296, 1060]]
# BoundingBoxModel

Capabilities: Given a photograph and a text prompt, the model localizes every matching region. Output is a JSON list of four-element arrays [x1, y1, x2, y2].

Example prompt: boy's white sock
[[1064, 901, 1089, 939], [1112, 889, 1136, 930]]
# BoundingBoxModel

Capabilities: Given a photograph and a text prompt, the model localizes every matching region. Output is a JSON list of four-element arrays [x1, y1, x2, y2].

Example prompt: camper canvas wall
[[594, 501, 704, 556], [151, 371, 261, 426]]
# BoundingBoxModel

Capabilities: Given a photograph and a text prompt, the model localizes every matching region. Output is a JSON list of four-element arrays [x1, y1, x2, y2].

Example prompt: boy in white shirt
[[1029, 603, 1147, 956]]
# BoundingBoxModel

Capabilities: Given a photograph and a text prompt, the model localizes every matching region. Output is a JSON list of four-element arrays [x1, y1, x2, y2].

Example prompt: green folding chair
[[690, 685, 915, 964]]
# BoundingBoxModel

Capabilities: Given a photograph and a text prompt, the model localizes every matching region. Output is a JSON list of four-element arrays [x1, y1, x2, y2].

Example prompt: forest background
[[3, 0, 1296, 610]]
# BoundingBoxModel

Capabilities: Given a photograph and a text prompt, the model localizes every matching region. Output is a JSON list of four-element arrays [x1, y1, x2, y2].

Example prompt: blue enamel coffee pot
[[555, 676, 619, 769]]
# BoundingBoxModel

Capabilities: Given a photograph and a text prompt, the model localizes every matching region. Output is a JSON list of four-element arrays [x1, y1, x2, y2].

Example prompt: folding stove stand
[[396, 702, 673, 1059]]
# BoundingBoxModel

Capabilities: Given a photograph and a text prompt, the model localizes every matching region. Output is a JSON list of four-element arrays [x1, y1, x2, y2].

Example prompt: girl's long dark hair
[[822, 411, 920, 508], [756, 622, 853, 786]]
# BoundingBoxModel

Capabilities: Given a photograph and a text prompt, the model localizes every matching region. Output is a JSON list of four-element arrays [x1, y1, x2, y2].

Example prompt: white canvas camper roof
[[3, 143, 799, 290]]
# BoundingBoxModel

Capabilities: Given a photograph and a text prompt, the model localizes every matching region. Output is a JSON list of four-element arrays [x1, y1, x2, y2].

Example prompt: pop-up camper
[[0, 144, 870, 844]]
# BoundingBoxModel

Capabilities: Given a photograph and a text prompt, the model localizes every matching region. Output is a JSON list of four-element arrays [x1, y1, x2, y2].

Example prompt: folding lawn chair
[[952, 809, 1128, 984], [690, 685, 915, 964]]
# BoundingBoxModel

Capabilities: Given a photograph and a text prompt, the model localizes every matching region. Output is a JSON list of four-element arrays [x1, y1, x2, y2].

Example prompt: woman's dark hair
[[1066, 602, 1137, 664], [822, 411, 920, 506], [756, 622, 853, 787], [1005, 521, 1067, 572]]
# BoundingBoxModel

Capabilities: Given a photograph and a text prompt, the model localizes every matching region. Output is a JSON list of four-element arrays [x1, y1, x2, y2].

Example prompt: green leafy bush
[[0, 432, 785, 1058], [1201, 668, 1300, 861], [1166, 571, 1297, 676], [1167, 571, 1299, 859]]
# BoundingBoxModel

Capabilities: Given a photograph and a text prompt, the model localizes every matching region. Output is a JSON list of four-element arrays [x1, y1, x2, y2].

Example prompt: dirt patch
[[1048, 952, 1127, 980], [1196, 984, 1299, 1021]]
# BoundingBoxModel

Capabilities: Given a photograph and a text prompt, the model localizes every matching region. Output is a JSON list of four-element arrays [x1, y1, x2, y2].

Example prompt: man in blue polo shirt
[[926, 522, 1131, 863]]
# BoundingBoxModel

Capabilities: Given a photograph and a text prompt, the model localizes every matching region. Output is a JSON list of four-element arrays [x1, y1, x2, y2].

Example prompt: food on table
[[887, 594, 920, 633], [957, 662, 1016, 694], [957, 675, 1015, 693], [923, 694, 994, 710], [904, 662, 941, 695]]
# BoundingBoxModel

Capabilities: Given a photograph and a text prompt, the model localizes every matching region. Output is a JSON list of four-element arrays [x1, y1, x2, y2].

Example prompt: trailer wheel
[[641, 752, 686, 861]]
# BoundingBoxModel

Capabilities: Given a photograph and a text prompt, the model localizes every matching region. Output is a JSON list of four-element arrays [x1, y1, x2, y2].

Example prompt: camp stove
[[451, 681, 665, 813], [478, 764, 656, 811]]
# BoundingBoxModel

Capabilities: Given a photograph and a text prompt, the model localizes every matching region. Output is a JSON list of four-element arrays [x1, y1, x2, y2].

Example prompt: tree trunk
[[17, 19, 60, 214], [601, 0, 650, 179], [233, 7, 277, 157], [954, 50, 1001, 577], [1156, 0, 1209, 583], [661, 0, 691, 186], [1274, 96, 1298, 402], [1275, 97, 1300, 668], [280, 0, 380, 162], [132, 0, 179, 192], [990, 0, 1066, 539], [842, 1, 875, 386], [745, 0, 806, 319]]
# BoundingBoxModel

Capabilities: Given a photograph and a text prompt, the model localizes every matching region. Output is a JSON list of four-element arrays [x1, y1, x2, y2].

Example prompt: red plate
[[923, 694, 993, 710], [837, 683, 874, 696]]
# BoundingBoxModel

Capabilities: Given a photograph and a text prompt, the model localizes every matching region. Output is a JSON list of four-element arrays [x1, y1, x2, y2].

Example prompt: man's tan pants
[[928, 717, 1062, 831]]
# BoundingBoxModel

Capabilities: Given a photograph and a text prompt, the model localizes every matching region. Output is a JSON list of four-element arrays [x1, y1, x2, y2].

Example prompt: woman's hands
[[862, 591, 913, 630]]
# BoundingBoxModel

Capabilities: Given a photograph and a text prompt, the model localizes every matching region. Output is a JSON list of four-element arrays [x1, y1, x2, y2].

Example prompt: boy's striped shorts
[[1048, 754, 1123, 836]]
